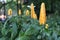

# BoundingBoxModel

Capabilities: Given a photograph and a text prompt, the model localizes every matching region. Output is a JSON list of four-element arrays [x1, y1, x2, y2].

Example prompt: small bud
[[45, 24, 49, 29], [26, 10, 29, 16], [18, 9, 21, 15]]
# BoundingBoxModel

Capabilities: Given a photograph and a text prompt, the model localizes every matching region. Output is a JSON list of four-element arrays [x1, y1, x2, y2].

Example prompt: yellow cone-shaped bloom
[[26, 10, 29, 16], [31, 3, 37, 19], [18, 9, 21, 15], [8, 9, 12, 16], [39, 2, 46, 25]]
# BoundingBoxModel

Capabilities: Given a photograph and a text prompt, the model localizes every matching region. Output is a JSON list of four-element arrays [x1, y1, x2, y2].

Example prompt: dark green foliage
[[0, 14, 60, 40], [26, 0, 60, 14]]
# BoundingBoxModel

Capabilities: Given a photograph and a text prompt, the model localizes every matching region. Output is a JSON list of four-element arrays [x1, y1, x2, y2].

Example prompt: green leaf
[[25, 26, 39, 36], [11, 22, 18, 40], [57, 37, 60, 40], [15, 36, 30, 40], [0, 37, 5, 40]]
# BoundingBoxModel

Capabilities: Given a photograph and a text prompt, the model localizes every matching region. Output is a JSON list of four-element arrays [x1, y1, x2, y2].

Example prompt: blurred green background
[[0, 0, 60, 40]]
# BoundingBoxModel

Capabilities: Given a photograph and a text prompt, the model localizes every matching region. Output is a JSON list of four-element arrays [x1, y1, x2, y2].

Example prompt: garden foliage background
[[0, 0, 60, 40]]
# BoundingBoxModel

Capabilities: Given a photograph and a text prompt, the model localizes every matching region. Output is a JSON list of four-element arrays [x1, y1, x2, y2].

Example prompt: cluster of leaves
[[0, 14, 60, 40], [6, 0, 17, 10], [53, 0, 60, 13]]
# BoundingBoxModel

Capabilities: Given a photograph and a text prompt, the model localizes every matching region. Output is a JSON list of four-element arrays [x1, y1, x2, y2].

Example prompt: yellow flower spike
[[45, 24, 49, 29], [8, 9, 12, 16], [30, 3, 37, 19], [18, 9, 21, 15], [26, 10, 29, 16], [31, 3, 34, 18], [39, 2, 46, 25], [33, 12, 37, 19]]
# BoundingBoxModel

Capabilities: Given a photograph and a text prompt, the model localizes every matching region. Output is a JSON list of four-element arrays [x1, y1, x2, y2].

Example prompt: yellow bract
[[31, 3, 37, 19], [26, 10, 29, 16], [33, 12, 37, 19], [18, 9, 21, 15], [8, 9, 12, 16], [39, 2, 46, 25]]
